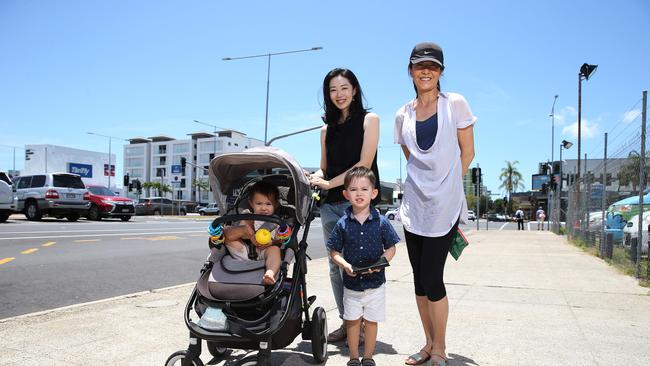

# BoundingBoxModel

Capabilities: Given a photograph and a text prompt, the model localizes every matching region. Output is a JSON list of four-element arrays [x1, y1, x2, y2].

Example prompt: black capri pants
[[405, 221, 458, 302]]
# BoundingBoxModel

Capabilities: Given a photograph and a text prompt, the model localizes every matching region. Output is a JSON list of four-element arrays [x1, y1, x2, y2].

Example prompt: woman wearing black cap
[[395, 42, 476, 366]]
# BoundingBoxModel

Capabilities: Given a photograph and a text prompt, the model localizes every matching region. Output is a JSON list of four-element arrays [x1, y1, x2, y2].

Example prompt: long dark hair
[[408, 63, 442, 97], [322, 68, 368, 125]]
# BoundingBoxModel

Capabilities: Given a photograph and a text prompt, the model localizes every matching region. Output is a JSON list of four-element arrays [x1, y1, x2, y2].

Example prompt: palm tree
[[618, 151, 649, 193], [142, 181, 172, 197], [192, 178, 210, 204], [499, 160, 524, 214]]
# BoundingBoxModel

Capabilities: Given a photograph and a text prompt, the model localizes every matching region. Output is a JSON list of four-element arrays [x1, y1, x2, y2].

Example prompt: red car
[[85, 185, 135, 221]]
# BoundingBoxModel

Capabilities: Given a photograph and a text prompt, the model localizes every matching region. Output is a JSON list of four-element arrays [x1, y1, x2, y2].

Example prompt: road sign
[[171, 165, 181, 174]]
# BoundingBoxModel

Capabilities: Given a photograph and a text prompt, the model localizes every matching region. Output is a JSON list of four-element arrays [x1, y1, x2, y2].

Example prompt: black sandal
[[362, 358, 376, 366], [347, 358, 361, 366]]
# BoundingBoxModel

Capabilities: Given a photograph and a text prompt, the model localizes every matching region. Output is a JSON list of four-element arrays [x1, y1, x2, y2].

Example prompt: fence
[[552, 91, 648, 281]]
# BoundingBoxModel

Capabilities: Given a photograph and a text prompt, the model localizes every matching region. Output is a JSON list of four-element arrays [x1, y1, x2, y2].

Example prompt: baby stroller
[[165, 146, 328, 366]]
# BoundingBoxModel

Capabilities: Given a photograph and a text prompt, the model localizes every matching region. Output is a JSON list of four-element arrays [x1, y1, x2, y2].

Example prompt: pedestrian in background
[[515, 207, 525, 230], [395, 42, 476, 366], [309, 68, 381, 343], [536, 206, 546, 230]]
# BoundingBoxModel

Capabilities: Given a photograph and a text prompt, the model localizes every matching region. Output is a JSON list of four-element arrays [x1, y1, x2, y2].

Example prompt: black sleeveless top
[[324, 112, 381, 204]]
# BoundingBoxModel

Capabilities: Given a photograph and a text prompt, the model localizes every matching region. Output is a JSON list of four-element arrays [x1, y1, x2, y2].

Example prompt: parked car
[[135, 197, 186, 215], [623, 212, 650, 252], [0, 171, 16, 223], [13, 173, 90, 221], [467, 210, 476, 221], [198, 203, 220, 216], [85, 185, 135, 221], [487, 213, 507, 222], [385, 207, 400, 221]]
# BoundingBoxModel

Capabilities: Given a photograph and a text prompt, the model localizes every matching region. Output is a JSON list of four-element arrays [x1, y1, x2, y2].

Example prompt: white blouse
[[394, 92, 476, 237]]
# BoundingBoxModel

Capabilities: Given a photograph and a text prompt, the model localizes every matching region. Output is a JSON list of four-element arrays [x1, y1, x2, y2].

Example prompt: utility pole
[[637, 90, 647, 278], [601, 133, 608, 258]]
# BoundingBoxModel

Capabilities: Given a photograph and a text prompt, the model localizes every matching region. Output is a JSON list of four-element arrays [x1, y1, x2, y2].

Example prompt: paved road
[[0, 215, 400, 319], [0, 212, 495, 319]]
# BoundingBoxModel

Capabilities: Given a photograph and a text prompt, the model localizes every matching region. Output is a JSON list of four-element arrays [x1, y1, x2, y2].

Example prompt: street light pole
[[550, 94, 558, 163], [223, 46, 323, 145], [577, 63, 598, 180]]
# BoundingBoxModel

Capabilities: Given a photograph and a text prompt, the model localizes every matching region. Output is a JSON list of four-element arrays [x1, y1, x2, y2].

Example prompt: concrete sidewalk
[[1, 230, 649, 365]]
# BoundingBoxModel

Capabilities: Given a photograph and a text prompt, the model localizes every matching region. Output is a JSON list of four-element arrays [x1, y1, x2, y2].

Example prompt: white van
[[0, 171, 16, 222]]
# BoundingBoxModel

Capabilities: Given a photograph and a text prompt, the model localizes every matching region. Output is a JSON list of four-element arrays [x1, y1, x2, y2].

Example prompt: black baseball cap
[[410, 42, 444, 68]]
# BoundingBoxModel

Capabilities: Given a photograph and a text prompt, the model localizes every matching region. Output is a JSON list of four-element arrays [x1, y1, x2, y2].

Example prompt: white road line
[[0, 225, 208, 235], [499, 222, 508, 231], [0, 230, 204, 241]]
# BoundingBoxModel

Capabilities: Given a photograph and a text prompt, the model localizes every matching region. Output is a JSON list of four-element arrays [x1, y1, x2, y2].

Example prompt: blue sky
[[1, 0, 649, 195]]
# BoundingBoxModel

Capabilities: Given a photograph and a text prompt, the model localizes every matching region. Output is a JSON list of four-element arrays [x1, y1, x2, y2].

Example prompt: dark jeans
[[517, 219, 524, 230]]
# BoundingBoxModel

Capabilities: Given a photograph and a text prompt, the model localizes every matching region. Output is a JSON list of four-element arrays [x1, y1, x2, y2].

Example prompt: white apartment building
[[123, 130, 263, 203]]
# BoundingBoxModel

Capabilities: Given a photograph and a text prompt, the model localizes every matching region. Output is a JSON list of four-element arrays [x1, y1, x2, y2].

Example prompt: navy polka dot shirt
[[327, 206, 401, 291]]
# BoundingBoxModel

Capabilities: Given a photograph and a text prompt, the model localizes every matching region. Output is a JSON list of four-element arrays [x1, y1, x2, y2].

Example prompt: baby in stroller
[[166, 147, 328, 366], [222, 180, 286, 285]]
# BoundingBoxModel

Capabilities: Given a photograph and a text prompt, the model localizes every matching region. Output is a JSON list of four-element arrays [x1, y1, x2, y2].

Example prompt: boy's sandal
[[347, 358, 361, 366], [361, 358, 376, 366], [405, 349, 431, 365]]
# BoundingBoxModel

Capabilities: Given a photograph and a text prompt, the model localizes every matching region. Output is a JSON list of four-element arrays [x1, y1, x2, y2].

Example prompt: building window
[[125, 146, 145, 155], [180, 178, 186, 188], [158, 145, 167, 154], [126, 158, 143, 167], [156, 168, 166, 177], [173, 143, 189, 153], [158, 157, 166, 165]]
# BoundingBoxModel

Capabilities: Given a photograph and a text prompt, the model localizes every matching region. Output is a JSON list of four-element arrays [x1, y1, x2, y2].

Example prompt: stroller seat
[[197, 243, 296, 303]]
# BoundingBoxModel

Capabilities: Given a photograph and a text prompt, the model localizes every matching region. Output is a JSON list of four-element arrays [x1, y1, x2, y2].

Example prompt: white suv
[[13, 173, 90, 221], [0, 171, 16, 223], [467, 210, 477, 221]]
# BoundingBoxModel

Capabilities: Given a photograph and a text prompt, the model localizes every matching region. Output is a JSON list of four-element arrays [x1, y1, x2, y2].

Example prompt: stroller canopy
[[209, 146, 312, 225]]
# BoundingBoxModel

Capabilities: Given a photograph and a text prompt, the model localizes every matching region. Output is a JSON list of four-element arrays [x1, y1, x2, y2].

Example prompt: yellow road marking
[[189, 234, 205, 237], [21, 248, 39, 254], [0, 257, 15, 265], [42, 241, 56, 247], [75, 239, 100, 243]]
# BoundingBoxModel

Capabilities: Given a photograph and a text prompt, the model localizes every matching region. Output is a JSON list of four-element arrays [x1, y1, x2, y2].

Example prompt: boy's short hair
[[344, 166, 376, 189], [248, 180, 280, 206]]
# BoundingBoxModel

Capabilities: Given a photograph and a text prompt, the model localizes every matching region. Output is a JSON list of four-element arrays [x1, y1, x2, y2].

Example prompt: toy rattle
[[275, 224, 293, 247], [255, 228, 273, 247], [208, 223, 225, 245]]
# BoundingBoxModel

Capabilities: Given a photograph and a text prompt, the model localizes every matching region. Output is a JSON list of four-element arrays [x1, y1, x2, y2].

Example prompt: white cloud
[[562, 118, 599, 139], [623, 109, 641, 123], [553, 106, 577, 125]]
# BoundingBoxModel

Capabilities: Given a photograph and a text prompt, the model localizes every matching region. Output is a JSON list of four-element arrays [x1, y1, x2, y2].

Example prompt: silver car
[[198, 203, 220, 216], [13, 173, 90, 221]]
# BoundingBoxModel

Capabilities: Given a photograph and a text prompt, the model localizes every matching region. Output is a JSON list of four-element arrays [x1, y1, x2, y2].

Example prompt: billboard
[[68, 163, 93, 178], [531, 174, 560, 190]]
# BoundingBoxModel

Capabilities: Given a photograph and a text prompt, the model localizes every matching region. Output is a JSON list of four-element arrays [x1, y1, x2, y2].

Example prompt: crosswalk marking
[[42, 241, 56, 247], [21, 248, 39, 254]]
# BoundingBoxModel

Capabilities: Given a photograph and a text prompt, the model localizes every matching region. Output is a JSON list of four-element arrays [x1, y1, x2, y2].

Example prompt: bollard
[[630, 237, 638, 263], [605, 233, 614, 259]]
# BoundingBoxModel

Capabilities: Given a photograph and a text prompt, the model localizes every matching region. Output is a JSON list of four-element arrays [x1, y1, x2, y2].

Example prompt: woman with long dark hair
[[309, 68, 380, 343]]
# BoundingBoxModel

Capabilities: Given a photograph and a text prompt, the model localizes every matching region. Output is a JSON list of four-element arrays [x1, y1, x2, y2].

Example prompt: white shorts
[[343, 284, 385, 322]]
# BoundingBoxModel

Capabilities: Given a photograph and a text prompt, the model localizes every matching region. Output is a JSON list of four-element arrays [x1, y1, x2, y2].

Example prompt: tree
[[499, 160, 524, 214], [142, 181, 171, 197], [618, 151, 649, 193], [192, 178, 210, 203]]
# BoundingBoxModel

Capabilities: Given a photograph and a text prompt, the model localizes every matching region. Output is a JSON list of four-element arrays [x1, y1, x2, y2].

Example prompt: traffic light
[[471, 167, 477, 184], [541, 183, 548, 194], [135, 179, 142, 194], [180, 157, 187, 169], [123, 174, 129, 187], [552, 161, 561, 174]]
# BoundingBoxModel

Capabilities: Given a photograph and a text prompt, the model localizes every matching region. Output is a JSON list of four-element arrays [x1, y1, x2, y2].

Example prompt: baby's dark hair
[[344, 166, 376, 188], [248, 180, 280, 206]]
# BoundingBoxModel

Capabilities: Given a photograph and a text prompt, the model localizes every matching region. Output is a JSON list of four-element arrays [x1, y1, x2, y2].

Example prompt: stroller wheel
[[164, 350, 205, 366], [206, 341, 228, 358], [311, 307, 328, 363]]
